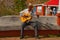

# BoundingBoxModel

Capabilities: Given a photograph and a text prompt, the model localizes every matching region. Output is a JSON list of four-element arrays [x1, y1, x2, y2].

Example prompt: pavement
[[0, 37, 60, 40]]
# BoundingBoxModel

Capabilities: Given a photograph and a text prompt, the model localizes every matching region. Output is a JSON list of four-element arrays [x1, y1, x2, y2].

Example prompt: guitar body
[[20, 13, 32, 22]]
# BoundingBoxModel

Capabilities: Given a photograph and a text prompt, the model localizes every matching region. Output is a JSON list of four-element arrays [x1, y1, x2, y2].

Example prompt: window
[[37, 6, 42, 12]]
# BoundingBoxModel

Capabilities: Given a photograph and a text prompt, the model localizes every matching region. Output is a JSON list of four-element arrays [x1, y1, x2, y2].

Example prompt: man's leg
[[34, 24, 38, 38], [34, 21, 39, 38], [20, 23, 27, 39], [30, 21, 38, 38]]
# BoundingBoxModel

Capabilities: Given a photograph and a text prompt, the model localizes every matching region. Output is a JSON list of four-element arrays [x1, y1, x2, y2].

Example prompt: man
[[20, 3, 39, 39], [20, 12, 39, 39], [52, 8, 57, 16]]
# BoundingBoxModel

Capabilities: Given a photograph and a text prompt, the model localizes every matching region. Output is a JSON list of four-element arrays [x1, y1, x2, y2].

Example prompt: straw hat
[[28, 3, 33, 6]]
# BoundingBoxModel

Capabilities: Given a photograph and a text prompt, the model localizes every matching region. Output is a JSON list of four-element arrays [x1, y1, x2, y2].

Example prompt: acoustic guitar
[[20, 13, 32, 23]]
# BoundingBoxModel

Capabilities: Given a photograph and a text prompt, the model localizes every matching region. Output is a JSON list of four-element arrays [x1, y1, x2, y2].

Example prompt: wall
[[0, 16, 59, 31], [0, 16, 60, 37]]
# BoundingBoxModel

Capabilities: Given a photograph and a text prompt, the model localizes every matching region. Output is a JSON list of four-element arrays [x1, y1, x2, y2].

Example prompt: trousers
[[20, 21, 39, 37]]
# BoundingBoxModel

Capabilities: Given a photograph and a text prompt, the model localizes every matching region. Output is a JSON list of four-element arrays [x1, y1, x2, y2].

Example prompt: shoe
[[20, 36, 24, 39], [35, 35, 40, 39]]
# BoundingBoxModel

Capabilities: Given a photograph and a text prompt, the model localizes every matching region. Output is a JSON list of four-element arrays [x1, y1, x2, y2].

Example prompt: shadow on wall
[[0, 16, 59, 31]]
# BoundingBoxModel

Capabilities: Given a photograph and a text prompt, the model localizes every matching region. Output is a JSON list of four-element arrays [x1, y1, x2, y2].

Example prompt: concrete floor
[[0, 37, 60, 40]]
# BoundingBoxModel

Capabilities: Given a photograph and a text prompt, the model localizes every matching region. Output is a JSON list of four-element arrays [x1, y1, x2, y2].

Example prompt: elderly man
[[20, 3, 39, 39]]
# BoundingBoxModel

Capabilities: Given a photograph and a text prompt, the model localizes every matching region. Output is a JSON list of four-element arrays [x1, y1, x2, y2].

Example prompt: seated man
[[20, 12, 39, 39], [52, 8, 57, 16]]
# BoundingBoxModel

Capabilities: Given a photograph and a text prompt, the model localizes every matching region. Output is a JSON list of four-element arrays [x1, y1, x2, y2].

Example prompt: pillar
[[36, 6, 38, 15], [56, 0, 60, 26], [56, 14, 60, 26], [42, 6, 45, 16]]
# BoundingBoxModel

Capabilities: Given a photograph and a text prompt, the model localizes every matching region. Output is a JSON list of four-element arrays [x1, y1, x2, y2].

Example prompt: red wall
[[0, 30, 60, 37]]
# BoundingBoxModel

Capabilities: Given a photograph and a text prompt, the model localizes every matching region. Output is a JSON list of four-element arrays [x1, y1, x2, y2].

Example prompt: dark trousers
[[21, 21, 38, 38]]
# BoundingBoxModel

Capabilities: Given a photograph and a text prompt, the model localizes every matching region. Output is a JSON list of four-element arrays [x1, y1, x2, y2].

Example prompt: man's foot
[[35, 35, 38, 38], [20, 36, 24, 39]]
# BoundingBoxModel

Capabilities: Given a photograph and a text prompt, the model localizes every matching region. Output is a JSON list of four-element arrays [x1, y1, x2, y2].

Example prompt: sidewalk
[[0, 37, 60, 40]]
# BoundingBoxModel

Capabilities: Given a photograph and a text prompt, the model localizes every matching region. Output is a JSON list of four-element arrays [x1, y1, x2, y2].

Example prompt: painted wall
[[0, 16, 59, 31]]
